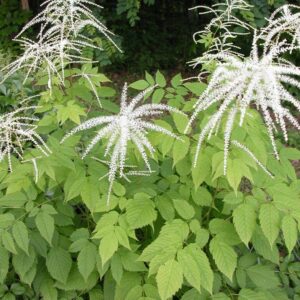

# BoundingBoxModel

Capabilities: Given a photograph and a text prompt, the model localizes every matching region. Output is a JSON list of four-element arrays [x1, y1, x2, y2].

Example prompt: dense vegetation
[[0, 0, 300, 300]]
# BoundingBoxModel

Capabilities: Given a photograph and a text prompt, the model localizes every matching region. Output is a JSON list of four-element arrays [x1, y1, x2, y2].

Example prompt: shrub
[[0, 1, 299, 300]]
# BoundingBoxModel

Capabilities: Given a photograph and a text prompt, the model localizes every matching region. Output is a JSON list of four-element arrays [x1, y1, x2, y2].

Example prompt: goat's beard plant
[[0, 1, 300, 300]]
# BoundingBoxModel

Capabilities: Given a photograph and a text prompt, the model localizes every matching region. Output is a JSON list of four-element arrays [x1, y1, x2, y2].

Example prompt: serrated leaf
[[156, 259, 183, 300], [99, 233, 118, 265], [173, 137, 190, 166], [12, 221, 29, 254], [40, 278, 58, 300], [0, 214, 15, 229], [171, 74, 182, 88], [173, 113, 190, 134], [281, 215, 297, 254], [115, 226, 130, 249], [192, 152, 210, 189], [246, 265, 280, 288], [111, 253, 123, 283], [185, 244, 213, 294], [1, 231, 17, 254], [155, 71, 166, 87], [227, 159, 243, 193], [46, 247, 72, 284], [126, 198, 157, 229], [78, 242, 97, 281], [152, 88, 165, 104], [173, 199, 195, 220], [233, 203, 256, 245], [259, 204, 280, 248], [0, 246, 9, 283], [177, 249, 201, 291], [35, 212, 54, 246], [210, 237, 237, 280], [129, 80, 150, 90]]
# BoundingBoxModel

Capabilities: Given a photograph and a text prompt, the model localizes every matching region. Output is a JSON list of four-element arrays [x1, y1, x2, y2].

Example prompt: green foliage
[[0, 67, 299, 300], [0, 0, 31, 51]]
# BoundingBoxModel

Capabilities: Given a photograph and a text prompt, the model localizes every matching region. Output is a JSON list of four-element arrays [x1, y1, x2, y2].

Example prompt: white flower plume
[[62, 83, 184, 202], [191, 0, 252, 59], [1, 0, 120, 89], [186, 36, 300, 174], [0, 107, 51, 172], [262, 4, 300, 50]]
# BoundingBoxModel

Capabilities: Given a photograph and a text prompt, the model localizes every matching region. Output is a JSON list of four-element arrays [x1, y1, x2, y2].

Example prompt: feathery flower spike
[[191, 0, 252, 60], [1, 0, 120, 90], [0, 107, 51, 172], [62, 83, 184, 203], [262, 4, 300, 50], [186, 36, 300, 174]]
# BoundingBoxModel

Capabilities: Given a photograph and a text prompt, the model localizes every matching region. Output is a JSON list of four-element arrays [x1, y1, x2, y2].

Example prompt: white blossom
[[1, 0, 120, 89], [191, 0, 252, 60], [0, 107, 51, 172], [62, 83, 184, 203], [186, 36, 300, 173], [262, 4, 300, 50]]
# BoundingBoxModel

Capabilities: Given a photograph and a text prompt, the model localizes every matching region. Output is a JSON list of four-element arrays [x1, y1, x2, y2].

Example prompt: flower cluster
[[191, 0, 252, 59], [0, 106, 51, 172], [1, 0, 119, 89], [262, 4, 300, 50], [62, 83, 184, 202], [188, 2, 300, 175]]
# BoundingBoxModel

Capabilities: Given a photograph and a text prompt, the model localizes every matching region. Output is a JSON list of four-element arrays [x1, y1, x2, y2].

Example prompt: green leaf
[[152, 88, 165, 104], [184, 82, 206, 96], [99, 232, 118, 265], [35, 212, 54, 246], [129, 80, 150, 90], [157, 197, 175, 221], [1, 231, 17, 254], [185, 244, 213, 294], [210, 237, 237, 280], [156, 259, 183, 300], [192, 152, 210, 189], [233, 203, 256, 245], [78, 242, 97, 281], [281, 215, 297, 254], [155, 71, 166, 87], [0, 246, 9, 283], [0, 214, 15, 229], [126, 197, 157, 229], [12, 250, 36, 284], [81, 180, 100, 212], [115, 226, 130, 249], [259, 204, 280, 248], [227, 159, 243, 193], [246, 265, 280, 288], [173, 199, 195, 220], [12, 221, 29, 254], [173, 113, 190, 134], [46, 247, 72, 283], [111, 253, 123, 284], [173, 137, 190, 166], [171, 74, 182, 88], [177, 249, 201, 291], [125, 285, 143, 300], [40, 278, 58, 300]]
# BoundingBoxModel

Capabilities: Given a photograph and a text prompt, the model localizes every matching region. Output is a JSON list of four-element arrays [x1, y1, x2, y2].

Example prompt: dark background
[[0, 0, 295, 73]]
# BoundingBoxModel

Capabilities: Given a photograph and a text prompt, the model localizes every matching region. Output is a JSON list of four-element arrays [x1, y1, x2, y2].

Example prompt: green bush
[[0, 1, 300, 300]]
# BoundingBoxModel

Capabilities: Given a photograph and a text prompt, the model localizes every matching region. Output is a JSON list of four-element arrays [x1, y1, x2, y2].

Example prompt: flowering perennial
[[1, 0, 119, 89], [62, 83, 184, 202], [0, 107, 51, 172], [187, 36, 300, 174]]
